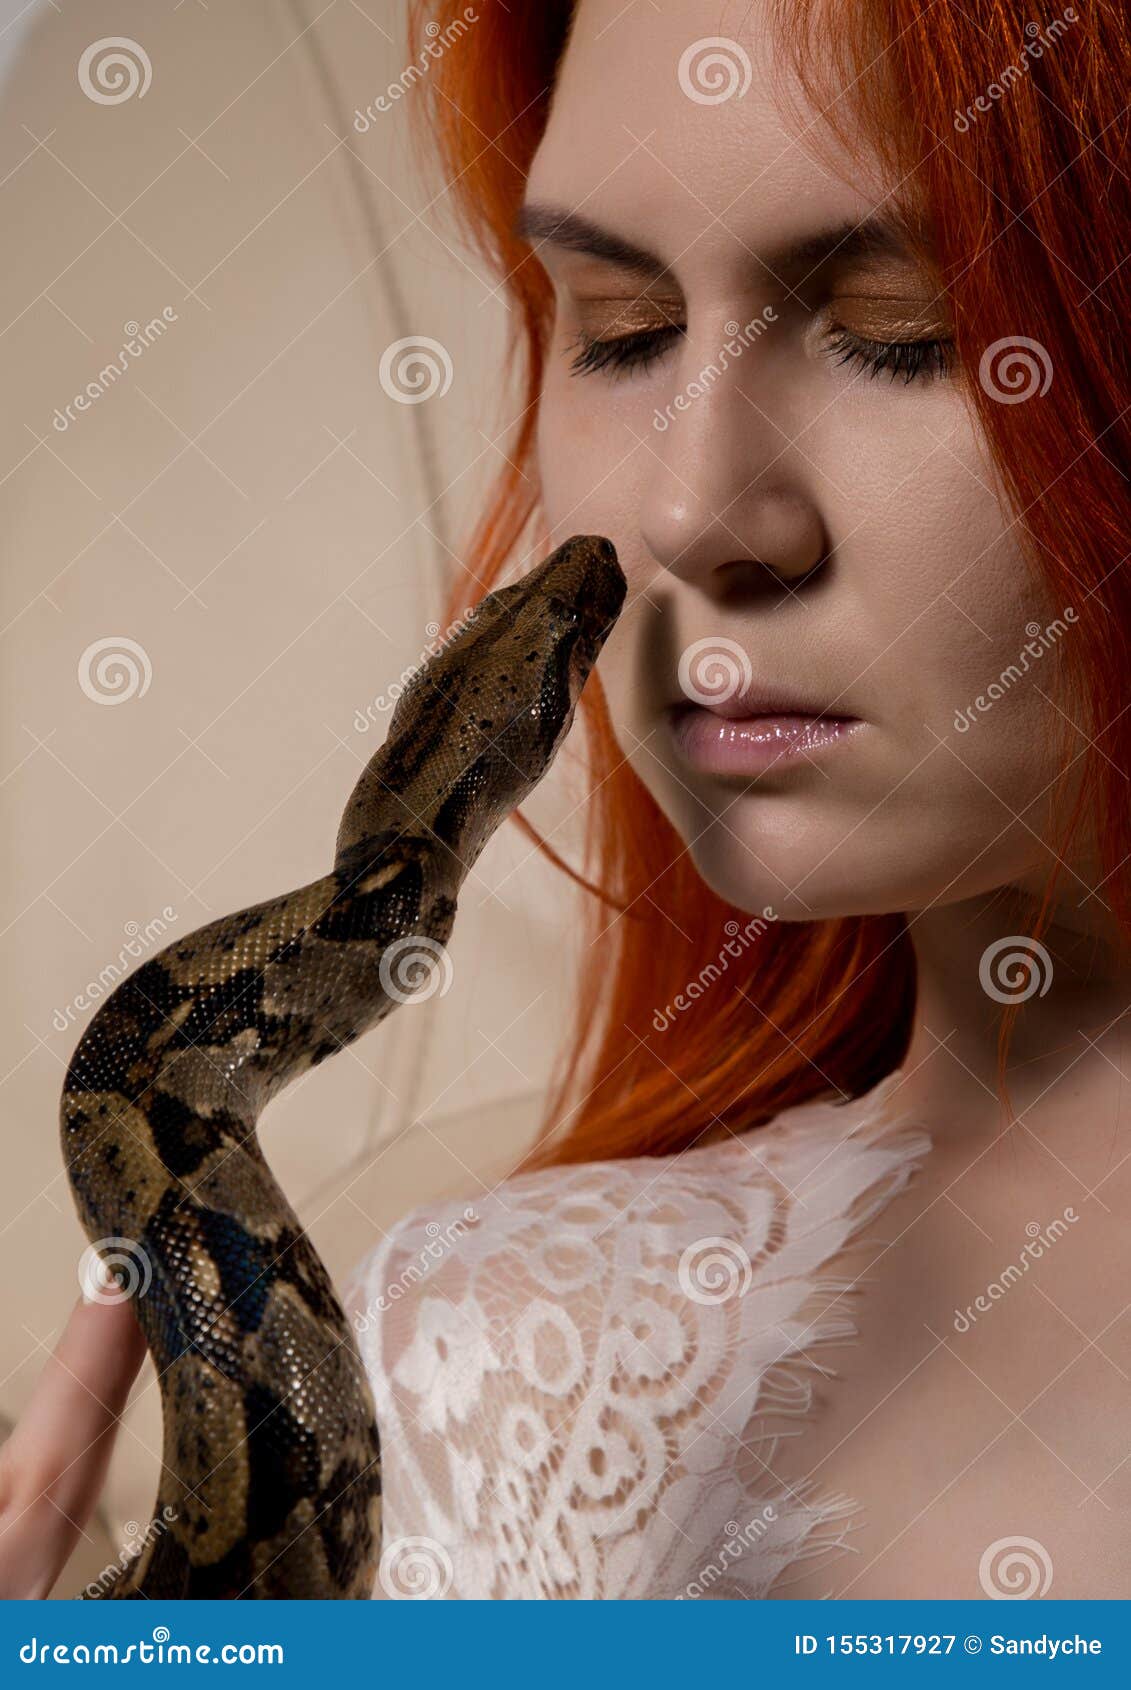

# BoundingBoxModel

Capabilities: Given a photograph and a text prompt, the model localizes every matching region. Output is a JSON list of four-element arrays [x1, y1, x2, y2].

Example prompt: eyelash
[[826, 327, 954, 384], [566, 324, 679, 379], [565, 322, 954, 385]]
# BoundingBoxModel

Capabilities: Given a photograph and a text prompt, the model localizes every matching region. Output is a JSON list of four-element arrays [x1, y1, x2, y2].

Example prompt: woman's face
[[525, 0, 1066, 921]]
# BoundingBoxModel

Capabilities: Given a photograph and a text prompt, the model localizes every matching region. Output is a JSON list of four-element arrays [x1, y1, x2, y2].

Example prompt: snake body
[[59, 535, 624, 1598]]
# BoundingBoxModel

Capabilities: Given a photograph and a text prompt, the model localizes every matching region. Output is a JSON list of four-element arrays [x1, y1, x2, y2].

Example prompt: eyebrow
[[513, 202, 673, 280], [512, 201, 918, 284]]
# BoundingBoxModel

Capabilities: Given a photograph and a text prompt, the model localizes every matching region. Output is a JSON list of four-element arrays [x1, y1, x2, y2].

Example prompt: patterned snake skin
[[59, 536, 625, 1599]]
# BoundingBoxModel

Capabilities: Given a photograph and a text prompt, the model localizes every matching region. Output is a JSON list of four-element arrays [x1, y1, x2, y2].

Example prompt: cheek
[[536, 359, 657, 713], [811, 396, 1064, 800], [537, 358, 646, 528]]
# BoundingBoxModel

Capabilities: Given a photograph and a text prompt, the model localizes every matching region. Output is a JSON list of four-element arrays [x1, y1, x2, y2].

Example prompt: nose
[[638, 332, 827, 598]]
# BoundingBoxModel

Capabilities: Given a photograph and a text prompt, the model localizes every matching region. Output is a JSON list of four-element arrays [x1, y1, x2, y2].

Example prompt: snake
[[58, 534, 625, 1599]]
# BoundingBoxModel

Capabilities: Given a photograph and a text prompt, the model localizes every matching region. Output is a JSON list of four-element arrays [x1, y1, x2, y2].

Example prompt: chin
[[683, 830, 898, 922], [684, 809, 1047, 923], [632, 740, 1050, 921]]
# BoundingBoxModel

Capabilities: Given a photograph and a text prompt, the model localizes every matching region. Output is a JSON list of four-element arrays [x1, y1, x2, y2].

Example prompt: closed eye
[[566, 323, 683, 379], [826, 326, 955, 384]]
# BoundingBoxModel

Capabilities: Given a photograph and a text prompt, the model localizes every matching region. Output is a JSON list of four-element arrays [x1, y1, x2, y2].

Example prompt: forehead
[[527, 0, 890, 285]]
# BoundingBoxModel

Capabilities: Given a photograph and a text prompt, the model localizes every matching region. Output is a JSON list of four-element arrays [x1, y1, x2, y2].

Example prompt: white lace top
[[342, 1070, 930, 1599]]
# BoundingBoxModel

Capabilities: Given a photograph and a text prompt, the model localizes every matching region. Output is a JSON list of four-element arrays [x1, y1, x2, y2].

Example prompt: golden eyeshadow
[[571, 296, 684, 338], [832, 301, 949, 340], [830, 259, 951, 340]]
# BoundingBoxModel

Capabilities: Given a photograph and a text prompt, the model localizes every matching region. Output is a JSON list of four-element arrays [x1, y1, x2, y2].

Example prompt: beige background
[[0, 0, 585, 1595]]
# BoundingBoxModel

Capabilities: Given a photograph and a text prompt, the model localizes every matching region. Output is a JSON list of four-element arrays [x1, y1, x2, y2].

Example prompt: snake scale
[[59, 535, 625, 1599]]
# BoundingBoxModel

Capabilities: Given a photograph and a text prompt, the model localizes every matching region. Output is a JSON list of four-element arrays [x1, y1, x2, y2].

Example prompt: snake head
[[470, 531, 626, 732], [336, 535, 626, 868]]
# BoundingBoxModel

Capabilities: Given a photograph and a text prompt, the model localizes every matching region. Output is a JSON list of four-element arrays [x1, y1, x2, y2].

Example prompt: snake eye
[[545, 595, 581, 627]]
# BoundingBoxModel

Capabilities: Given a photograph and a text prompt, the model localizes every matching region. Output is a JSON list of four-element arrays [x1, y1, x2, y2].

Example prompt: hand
[[0, 1288, 148, 1598]]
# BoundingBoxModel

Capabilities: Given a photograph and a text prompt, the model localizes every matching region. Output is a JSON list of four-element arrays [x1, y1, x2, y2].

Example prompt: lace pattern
[[343, 1071, 929, 1599]]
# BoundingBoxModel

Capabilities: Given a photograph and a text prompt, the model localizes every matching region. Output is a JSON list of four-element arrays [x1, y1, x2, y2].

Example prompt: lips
[[686, 683, 846, 721], [665, 658, 864, 774]]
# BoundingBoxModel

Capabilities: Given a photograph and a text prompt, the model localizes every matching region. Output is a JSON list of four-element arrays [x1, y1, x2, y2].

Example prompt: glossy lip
[[684, 680, 845, 720], [667, 702, 865, 775]]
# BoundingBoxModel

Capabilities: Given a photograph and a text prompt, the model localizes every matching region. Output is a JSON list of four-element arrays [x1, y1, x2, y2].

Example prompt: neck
[[895, 887, 1131, 1144]]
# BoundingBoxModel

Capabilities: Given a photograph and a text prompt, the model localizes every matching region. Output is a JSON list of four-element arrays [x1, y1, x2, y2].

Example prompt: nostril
[[715, 553, 830, 604]]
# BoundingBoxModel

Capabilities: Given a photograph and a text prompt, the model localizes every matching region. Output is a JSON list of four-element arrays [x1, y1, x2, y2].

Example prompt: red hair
[[404, 0, 1131, 1164]]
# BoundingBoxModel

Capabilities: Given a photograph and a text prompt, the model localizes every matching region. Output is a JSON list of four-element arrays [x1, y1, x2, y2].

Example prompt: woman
[[3, 0, 1128, 1599]]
